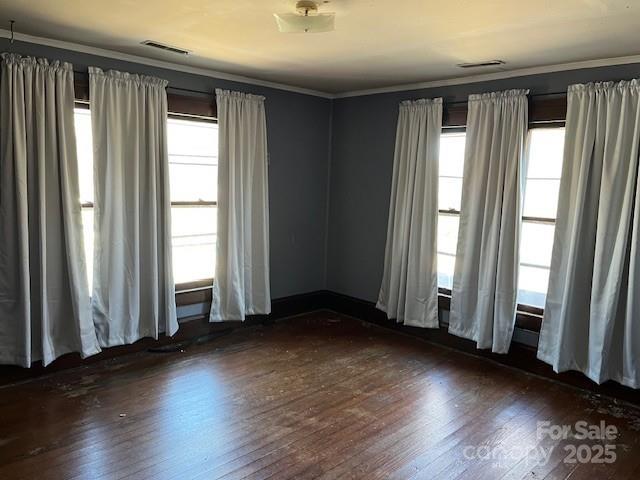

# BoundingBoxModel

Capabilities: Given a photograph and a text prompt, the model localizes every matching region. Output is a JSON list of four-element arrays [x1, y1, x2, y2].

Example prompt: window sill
[[176, 279, 213, 306], [437, 288, 543, 333], [176, 278, 213, 292]]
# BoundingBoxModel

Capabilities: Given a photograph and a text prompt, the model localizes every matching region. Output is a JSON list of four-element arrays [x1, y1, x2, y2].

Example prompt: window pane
[[171, 206, 217, 237], [168, 117, 219, 284], [169, 164, 217, 202], [517, 265, 550, 309], [439, 132, 465, 177], [74, 108, 94, 204], [75, 108, 94, 290], [437, 214, 459, 256], [438, 177, 463, 212], [437, 132, 465, 290], [517, 128, 564, 308], [437, 253, 456, 291], [173, 241, 216, 285], [523, 179, 561, 218], [520, 221, 555, 268], [526, 128, 565, 179], [437, 214, 459, 289], [517, 220, 555, 308], [171, 206, 217, 283], [523, 127, 564, 219], [167, 118, 218, 157], [81, 207, 94, 291]]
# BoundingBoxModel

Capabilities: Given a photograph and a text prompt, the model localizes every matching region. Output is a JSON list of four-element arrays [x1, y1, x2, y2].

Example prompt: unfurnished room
[[2, 1, 640, 479]]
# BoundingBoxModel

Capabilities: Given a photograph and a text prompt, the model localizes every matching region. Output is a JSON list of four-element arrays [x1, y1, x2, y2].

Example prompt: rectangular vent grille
[[457, 60, 505, 69], [141, 40, 190, 55]]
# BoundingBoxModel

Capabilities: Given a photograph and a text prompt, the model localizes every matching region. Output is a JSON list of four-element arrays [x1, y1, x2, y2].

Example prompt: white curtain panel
[[538, 81, 640, 388], [210, 89, 270, 322], [449, 89, 529, 353], [0, 54, 100, 367], [377, 98, 442, 328], [89, 67, 177, 346]]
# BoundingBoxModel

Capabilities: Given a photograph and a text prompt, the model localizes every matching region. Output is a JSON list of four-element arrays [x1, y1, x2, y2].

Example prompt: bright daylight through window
[[518, 127, 564, 308], [74, 108, 219, 289], [167, 117, 218, 285], [437, 131, 465, 290]]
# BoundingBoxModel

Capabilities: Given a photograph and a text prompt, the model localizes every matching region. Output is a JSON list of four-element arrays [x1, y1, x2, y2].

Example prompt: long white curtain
[[210, 89, 270, 322], [377, 98, 442, 328], [538, 81, 640, 388], [449, 89, 528, 353], [0, 54, 100, 367], [89, 67, 177, 346]]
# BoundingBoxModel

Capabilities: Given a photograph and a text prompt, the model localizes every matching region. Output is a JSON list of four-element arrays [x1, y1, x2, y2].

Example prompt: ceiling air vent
[[141, 40, 190, 56], [457, 60, 505, 69]]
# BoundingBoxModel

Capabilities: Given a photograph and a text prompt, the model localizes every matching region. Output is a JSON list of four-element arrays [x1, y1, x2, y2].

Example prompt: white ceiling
[[1, 0, 640, 94]]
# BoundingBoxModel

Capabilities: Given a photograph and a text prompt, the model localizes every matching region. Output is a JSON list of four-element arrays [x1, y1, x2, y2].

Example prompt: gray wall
[[327, 63, 640, 302], [10, 39, 640, 304], [8, 40, 332, 300]]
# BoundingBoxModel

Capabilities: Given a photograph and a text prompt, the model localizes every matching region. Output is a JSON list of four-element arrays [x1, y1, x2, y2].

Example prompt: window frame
[[518, 121, 565, 315], [437, 125, 465, 291], [437, 126, 463, 298], [166, 113, 219, 292], [436, 95, 567, 330], [74, 100, 96, 291], [73, 73, 219, 303]]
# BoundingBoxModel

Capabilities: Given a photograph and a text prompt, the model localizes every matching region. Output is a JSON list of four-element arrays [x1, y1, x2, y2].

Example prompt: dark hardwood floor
[[1, 311, 640, 479]]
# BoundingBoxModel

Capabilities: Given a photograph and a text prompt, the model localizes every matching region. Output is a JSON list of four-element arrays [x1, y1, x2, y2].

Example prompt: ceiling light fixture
[[274, 1, 335, 33]]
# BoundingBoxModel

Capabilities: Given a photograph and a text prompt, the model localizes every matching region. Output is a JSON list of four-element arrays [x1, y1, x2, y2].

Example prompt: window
[[167, 117, 218, 285], [75, 107, 95, 289], [437, 131, 466, 290], [436, 127, 565, 310], [73, 108, 219, 289], [517, 127, 565, 308]]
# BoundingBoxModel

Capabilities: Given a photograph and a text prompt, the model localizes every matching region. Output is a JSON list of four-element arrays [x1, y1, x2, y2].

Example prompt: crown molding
[[333, 54, 640, 99], [3, 29, 640, 101], [0, 29, 334, 99]]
